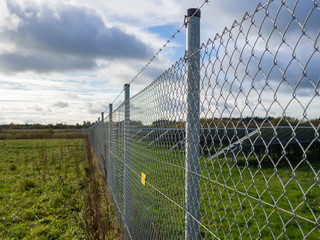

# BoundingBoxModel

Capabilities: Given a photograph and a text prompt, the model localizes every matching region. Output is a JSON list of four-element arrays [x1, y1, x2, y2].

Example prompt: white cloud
[[0, 0, 21, 32], [0, 0, 318, 124]]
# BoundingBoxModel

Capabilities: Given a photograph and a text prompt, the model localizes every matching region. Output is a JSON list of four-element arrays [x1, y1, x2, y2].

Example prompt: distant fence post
[[97, 117, 101, 168], [101, 112, 106, 176], [185, 8, 201, 240], [123, 84, 131, 240], [108, 103, 113, 191]]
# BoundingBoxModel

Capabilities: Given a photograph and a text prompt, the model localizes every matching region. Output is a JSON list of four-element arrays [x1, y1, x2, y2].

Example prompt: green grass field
[[112, 139, 320, 239], [0, 137, 121, 240], [0, 138, 87, 239], [199, 152, 320, 239]]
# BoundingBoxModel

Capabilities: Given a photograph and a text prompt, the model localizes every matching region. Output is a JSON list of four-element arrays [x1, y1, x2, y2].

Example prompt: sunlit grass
[[0, 137, 122, 239], [0, 138, 87, 239], [116, 139, 320, 239]]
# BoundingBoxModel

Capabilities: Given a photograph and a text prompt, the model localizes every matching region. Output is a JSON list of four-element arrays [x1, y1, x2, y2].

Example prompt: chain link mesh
[[86, 0, 320, 239]]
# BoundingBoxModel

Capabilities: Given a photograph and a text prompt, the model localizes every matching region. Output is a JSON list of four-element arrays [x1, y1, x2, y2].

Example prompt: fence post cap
[[186, 8, 201, 18]]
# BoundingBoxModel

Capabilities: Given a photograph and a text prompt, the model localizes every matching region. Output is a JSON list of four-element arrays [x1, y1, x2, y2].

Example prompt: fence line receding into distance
[[85, 1, 320, 239]]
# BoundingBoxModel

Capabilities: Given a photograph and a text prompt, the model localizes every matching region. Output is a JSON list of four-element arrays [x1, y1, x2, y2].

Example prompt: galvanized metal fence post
[[185, 8, 201, 240], [101, 112, 106, 176], [97, 117, 101, 168], [108, 104, 113, 191], [123, 84, 131, 239]]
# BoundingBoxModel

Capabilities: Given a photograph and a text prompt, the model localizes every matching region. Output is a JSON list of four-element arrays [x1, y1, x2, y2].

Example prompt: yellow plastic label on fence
[[141, 172, 146, 186]]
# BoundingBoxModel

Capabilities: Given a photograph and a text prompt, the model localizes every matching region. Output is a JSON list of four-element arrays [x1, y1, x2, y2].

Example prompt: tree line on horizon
[[4, 116, 320, 130], [0, 121, 94, 130]]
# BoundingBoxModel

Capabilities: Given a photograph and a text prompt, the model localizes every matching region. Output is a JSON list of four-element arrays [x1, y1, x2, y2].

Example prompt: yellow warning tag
[[141, 172, 146, 185]]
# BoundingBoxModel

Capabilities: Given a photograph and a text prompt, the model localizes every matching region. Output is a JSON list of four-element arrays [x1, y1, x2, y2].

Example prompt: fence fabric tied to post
[[86, 1, 320, 239], [184, 8, 201, 240]]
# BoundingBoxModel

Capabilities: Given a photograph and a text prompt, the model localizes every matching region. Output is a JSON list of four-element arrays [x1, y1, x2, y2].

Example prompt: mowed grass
[[0, 138, 121, 239], [116, 139, 320, 239], [199, 151, 320, 239]]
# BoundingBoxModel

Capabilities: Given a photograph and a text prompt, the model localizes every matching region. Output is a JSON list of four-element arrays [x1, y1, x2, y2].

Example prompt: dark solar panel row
[[130, 126, 320, 150]]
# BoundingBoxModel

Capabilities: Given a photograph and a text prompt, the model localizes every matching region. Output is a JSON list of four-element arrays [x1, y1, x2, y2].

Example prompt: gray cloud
[[0, 52, 97, 73], [53, 101, 68, 108], [32, 106, 44, 112], [86, 102, 107, 114], [0, 2, 153, 73]]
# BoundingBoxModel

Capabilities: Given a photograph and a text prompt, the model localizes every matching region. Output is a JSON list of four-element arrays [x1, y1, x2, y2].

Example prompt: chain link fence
[[85, 0, 320, 239]]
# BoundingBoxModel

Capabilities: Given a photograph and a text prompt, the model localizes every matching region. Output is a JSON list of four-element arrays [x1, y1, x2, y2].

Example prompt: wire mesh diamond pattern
[[85, 0, 320, 239]]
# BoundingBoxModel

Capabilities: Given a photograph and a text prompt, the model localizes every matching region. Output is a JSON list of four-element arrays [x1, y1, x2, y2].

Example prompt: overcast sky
[[0, 0, 318, 124]]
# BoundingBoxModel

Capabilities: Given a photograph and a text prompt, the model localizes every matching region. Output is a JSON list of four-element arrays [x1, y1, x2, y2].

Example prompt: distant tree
[[269, 117, 299, 126], [152, 119, 178, 128], [82, 121, 93, 128], [130, 120, 143, 127]]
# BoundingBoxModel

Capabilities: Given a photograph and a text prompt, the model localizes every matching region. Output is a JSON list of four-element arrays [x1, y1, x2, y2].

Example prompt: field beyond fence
[[0, 129, 85, 140]]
